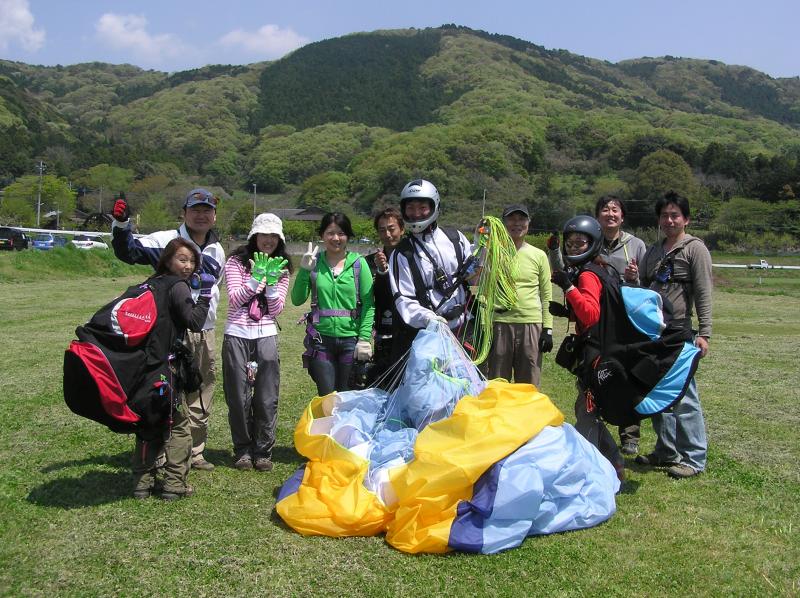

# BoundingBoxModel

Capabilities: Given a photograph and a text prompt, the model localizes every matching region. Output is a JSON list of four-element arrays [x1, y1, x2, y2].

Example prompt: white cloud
[[0, 0, 45, 52], [218, 24, 308, 59], [95, 13, 186, 67]]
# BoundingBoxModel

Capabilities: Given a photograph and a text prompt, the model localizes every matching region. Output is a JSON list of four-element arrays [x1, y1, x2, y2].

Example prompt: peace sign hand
[[300, 241, 319, 271]]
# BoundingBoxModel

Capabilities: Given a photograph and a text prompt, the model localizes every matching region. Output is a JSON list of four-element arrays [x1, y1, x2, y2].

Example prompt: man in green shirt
[[486, 204, 553, 386]]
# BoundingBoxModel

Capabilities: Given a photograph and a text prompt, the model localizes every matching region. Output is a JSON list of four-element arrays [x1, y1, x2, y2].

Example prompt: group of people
[[107, 178, 712, 500]]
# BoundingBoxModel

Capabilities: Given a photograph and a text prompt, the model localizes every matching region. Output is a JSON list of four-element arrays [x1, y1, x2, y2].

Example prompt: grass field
[[0, 251, 798, 596]]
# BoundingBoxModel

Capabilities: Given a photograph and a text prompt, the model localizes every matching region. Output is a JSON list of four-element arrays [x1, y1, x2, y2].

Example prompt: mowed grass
[[0, 254, 798, 596]]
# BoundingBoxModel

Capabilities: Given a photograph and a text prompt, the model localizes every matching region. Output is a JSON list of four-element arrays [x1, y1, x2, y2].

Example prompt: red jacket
[[565, 269, 602, 333]]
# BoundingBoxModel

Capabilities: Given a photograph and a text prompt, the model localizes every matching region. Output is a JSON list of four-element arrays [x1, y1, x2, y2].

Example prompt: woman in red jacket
[[551, 216, 625, 482]]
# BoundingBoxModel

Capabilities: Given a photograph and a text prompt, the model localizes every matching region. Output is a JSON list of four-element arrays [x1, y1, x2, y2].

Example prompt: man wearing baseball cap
[[110, 188, 225, 473], [485, 204, 553, 386]]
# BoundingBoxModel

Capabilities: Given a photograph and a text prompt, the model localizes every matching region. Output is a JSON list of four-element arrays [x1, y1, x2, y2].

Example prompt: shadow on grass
[[28, 470, 131, 508], [41, 451, 131, 473], [618, 479, 641, 495], [196, 446, 304, 470]]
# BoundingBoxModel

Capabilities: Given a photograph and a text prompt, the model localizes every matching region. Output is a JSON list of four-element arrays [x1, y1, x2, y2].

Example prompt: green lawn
[[0, 254, 798, 596]]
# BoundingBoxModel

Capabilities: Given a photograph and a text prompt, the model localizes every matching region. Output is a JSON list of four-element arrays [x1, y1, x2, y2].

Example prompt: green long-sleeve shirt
[[291, 251, 375, 340], [494, 242, 553, 328]]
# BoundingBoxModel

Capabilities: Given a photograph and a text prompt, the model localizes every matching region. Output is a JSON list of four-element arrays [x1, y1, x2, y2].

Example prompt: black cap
[[502, 204, 530, 219]]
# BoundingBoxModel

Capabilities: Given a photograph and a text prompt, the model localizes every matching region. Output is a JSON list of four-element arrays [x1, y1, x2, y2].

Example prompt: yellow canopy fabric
[[386, 380, 564, 553], [275, 394, 390, 536], [276, 381, 564, 549]]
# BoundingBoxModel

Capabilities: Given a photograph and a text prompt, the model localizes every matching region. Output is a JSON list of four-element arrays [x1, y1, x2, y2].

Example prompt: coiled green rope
[[461, 216, 519, 365]]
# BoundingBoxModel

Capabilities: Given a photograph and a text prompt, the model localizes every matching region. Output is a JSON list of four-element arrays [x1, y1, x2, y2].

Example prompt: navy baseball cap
[[183, 188, 219, 209]]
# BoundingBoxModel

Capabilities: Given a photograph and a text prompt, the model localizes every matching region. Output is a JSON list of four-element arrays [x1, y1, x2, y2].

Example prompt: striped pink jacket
[[223, 255, 289, 339]]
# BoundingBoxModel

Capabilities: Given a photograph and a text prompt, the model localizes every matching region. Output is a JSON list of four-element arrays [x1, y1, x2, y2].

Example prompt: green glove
[[263, 256, 288, 286], [250, 252, 270, 283]]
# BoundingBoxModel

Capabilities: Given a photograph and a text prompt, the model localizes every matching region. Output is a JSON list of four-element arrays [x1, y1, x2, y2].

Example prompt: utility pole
[[35, 160, 45, 227], [252, 183, 257, 218]]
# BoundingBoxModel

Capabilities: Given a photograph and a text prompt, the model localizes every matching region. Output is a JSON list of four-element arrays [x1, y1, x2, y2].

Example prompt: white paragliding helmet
[[400, 179, 440, 234]]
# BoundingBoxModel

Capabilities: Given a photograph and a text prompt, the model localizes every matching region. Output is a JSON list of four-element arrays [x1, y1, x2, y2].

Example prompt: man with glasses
[[110, 188, 225, 472], [637, 192, 712, 479]]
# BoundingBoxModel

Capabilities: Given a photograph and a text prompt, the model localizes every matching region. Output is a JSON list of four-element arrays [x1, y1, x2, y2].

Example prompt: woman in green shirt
[[291, 213, 375, 395]]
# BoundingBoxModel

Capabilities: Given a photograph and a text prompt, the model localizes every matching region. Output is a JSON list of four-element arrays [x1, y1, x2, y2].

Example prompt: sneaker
[[667, 464, 700, 479], [234, 455, 253, 470], [191, 458, 215, 471], [620, 442, 639, 456], [254, 457, 273, 472], [635, 452, 678, 467], [160, 485, 194, 501]]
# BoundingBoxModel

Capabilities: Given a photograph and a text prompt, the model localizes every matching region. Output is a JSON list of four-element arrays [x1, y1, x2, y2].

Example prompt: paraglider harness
[[554, 263, 700, 426], [390, 226, 484, 355], [63, 275, 203, 440], [391, 227, 476, 320], [300, 258, 363, 368]]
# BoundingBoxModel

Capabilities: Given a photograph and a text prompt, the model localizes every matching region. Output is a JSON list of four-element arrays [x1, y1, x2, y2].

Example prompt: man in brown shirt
[[635, 192, 712, 479]]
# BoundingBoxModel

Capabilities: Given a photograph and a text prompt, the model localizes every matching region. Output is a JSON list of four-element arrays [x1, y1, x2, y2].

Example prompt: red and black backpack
[[63, 275, 187, 438]]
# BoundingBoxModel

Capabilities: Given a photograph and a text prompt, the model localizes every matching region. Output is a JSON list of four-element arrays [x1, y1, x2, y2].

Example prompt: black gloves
[[551, 269, 573, 292], [539, 328, 553, 353], [546, 232, 560, 251], [549, 301, 569, 318]]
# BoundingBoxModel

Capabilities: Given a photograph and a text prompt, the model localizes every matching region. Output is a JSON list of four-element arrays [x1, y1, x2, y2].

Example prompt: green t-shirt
[[494, 242, 553, 328]]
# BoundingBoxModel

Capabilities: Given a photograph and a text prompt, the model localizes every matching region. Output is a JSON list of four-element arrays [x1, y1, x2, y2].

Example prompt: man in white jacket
[[389, 179, 472, 358], [111, 189, 225, 472]]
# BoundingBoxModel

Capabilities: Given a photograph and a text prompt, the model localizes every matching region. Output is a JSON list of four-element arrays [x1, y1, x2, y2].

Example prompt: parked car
[[32, 233, 55, 250], [0, 227, 29, 250], [70, 234, 109, 250]]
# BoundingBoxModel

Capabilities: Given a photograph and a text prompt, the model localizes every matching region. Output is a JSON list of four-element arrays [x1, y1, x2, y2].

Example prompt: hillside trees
[[105, 77, 258, 175], [250, 123, 391, 193], [0, 174, 75, 226], [254, 30, 454, 131], [630, 150, 697, 224], [137, 194, 175, 233], [299, 172, 351, 211]]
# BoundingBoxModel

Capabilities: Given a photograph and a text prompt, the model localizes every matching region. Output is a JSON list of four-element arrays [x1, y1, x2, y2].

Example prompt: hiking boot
[[254, 457, 273, 472], [234, 455, 253, 470], [160, 485, 194, 501], [133, 488, 151, 500], [667, 464, 701, 479], [191, 457, 215, 471], [635, 452, 677, 467], [620, 442, 639, 456]]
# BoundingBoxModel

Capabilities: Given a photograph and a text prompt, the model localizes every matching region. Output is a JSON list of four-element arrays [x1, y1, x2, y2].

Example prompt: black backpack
[[63, 275, 198, 439], [565, 264, 701, 426]]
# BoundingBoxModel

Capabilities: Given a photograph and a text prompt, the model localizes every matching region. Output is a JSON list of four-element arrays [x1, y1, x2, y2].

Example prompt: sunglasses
[[189, 192, 219, 206]]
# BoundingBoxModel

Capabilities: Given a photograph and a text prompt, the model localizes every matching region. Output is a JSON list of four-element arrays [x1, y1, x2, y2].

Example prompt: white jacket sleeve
[[389, 249, 435, 329]]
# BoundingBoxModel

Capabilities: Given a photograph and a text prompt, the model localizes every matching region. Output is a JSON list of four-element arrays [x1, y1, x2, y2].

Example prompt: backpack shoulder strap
[[352, 255, 362, 316], [392, 236, 432, 310], [441, 226, 464, 264]]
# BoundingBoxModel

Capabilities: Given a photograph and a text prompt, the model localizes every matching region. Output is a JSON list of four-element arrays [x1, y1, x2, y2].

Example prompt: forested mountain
[[1, 25, 799, 243]]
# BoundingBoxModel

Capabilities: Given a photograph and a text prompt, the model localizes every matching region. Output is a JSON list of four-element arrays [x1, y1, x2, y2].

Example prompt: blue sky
[[1, 0, 798, 78]]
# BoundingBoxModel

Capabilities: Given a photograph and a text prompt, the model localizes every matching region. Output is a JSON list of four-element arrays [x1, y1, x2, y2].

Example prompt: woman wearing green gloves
[[222, 213, 292, 471]]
